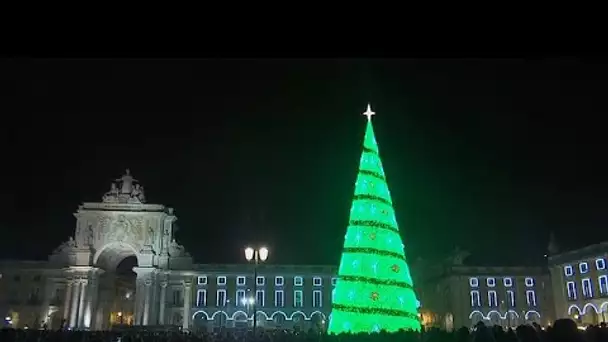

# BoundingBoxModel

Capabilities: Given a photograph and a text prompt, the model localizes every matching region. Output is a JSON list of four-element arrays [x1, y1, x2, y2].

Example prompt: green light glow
[[328, 117, 421, 334]]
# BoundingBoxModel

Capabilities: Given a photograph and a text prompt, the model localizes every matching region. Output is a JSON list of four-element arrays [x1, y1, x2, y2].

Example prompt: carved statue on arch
[[146, 226, 155, 246], [102, 169, 146, 204], [102, 183, 120, 203], [117, 169, 137, 195], [86, 224, 94, 245]]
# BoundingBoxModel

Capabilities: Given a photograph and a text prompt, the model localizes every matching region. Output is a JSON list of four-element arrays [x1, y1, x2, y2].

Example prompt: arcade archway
[[93, 242, 139, 330], [93, 242, 139, 271]]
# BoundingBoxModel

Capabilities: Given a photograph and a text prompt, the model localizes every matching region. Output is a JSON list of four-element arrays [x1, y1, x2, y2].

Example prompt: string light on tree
[[328, 104, 421, 334]]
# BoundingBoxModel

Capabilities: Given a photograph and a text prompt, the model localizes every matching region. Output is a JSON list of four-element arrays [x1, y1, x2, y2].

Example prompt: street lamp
[[244, 246, 269, 335], [241, 296, 255, 306]]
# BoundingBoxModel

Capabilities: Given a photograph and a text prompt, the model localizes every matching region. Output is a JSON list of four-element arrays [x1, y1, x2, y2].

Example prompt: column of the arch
[[143, 277, 152, 325], [83, 269, 103, 329], [133, 277, 144, 325], [77, 279, 88, 328], [63, 280, 73, 324], [150, 271, 162, 325], [159, 281, 168, 325], [69, 280, 80, 328], [133, 267, 155, 326], [182, 279, 192, 330]]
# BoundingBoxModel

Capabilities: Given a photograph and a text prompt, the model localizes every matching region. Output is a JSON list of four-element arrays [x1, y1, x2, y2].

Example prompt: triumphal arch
[[48, 170, 193, 330]]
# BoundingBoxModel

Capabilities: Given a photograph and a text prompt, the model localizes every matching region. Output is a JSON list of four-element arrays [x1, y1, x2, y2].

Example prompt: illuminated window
[[470, 290, 481, 307], [503, 278, 513, 287], [275, 276, 284, 286], [275, 290, 284, 307], [506, 290, 515, 307], [488, 291, 498, 307], [313, 290, 322, 307], [564, 265, 574, 276], [216, 289, 226, 307], [293, 290, 303, 307], [256, 290, 265, 307], [597, 259, 606, 270], [487, 278, 496, 287], [196, 290, 206, 307], [525, 277, 534, 287], [566, 281, 577, 300], [580, 262, 589, 274], [217, 276, 226, 286], [236, 276, 246, 286], [582, 278, 593, 298], [526, 290, 537, 306], [294, 276, 303, 286], [469, 277, 479, 287], [599, 275, 608, 294], [313, 277, 322, 286], [236, 290, 245, 306], [256, 276, 265, 286], [197, 276, 207, 285]]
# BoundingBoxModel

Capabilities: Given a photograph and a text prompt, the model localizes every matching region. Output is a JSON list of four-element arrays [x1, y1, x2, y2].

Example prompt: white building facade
[[548, 241, 608, 325], [0, 170, 335, 332], [412, 254, 555, 330]]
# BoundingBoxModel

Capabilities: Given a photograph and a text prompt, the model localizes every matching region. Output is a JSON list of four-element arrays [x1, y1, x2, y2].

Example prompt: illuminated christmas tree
[[328, 104, 421, 334]]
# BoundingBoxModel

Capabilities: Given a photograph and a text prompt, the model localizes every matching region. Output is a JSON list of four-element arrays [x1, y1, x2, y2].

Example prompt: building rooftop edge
[[548, 241, 608, 265]]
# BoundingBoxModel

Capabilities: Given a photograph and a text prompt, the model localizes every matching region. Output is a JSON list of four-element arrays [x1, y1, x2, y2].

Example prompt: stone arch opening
[[310, 312, 326, 332], [525, 311, 542, 325], [93, 242, 139, 329], [505, 311, 519, 328], [487, 311, 501, 326], [292, 312, 306, 332], [233, 311, 248, 332], [212, 311, 228, 332], [272, 312, 287, 328], [192, 312, 209, 333], [469, 311, 484, 328], [94, 242, 139, 271]]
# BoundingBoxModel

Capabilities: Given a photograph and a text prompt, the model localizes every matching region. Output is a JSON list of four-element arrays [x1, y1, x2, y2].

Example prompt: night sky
[[1, 58, 607, 267]]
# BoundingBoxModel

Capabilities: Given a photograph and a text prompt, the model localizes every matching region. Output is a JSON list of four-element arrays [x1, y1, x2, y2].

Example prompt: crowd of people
[[0, 319, 605, 342]]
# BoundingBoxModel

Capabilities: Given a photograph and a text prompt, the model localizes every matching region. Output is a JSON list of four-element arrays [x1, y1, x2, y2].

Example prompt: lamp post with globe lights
[[244, 246, 268, 335], [241, 296, 255, 319]]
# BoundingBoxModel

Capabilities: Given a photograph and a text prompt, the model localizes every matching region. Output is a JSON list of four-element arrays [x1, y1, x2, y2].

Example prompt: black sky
[[1, 58, 607, 266]]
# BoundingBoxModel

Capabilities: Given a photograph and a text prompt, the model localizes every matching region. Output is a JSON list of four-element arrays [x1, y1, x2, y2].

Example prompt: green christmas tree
[[328, 104, 421, 334]]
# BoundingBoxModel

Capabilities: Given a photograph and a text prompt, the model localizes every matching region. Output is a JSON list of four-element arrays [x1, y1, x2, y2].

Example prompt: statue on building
[[130, 184, 146, 203], [146, 226, 155, 246], [547, 231, 560, 256], [445, 246, 470, 265], [52, 237, 77, 254], [169, 239, 190, 257], [117, 169, 137, 195], [102, 170, 147, 204], [102, 183, 120, 203]]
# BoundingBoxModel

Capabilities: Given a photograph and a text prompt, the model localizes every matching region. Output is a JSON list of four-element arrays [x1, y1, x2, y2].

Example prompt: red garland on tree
[[370, 232, 377, 240], [371, 291, 379, 301], [391, 264, 400, 273]]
